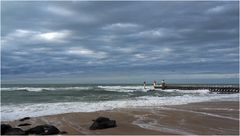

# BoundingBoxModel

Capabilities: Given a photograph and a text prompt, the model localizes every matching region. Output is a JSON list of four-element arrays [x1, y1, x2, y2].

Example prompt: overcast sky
[[1, 1, 239, 84]]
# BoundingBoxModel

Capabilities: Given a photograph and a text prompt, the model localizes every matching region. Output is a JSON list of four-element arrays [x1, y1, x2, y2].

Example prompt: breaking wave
[[1, 93, 238, 121], [1, 87, 93, 92]]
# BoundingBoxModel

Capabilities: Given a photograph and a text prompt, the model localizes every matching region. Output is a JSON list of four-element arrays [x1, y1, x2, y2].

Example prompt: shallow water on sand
[[132, 101, 239, 135]]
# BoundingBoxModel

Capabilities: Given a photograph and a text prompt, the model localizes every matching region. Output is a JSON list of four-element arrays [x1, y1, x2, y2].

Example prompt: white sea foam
[[98, 85, 211, 94], [1, 93, 238, 121], [161, 89, 210, 94], [1, 87, 92, 92], [1, 85, 212, 94], [97, 85, 151, 92], [1, 85, 149, 92]]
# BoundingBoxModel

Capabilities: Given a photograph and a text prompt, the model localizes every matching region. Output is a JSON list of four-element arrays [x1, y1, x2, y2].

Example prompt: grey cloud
[[1, 1, 239, 83], [2, 29, 72, 47], [102, 23, 140, 30]]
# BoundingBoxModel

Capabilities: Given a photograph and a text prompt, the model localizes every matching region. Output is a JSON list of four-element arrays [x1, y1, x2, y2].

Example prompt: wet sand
[[2, 101, 239, 135]]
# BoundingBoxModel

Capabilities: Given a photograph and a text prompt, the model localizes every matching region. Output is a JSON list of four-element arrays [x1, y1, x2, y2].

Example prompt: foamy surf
[[1, 93, 238, 121], [97, 85, 151, 92], [0, 85, 217, 94], [160, 89, 210, 94], [1, 87, 93, 92]]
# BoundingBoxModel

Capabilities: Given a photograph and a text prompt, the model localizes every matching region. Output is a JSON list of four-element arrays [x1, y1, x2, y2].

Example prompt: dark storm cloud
[[1, 1, 239, 83]]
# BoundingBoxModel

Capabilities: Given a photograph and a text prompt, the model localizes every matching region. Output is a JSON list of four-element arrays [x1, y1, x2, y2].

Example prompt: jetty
[[154, 84, 239, 93]]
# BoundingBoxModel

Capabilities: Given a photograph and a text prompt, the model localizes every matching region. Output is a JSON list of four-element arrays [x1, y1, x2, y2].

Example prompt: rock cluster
[[1, 124, 61, 135], [1, 117, 63, 135], [1, 116, 117, 135]]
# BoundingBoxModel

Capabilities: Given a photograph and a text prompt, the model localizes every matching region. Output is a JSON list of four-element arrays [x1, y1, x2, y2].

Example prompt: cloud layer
[[1, 1, 239, 84]]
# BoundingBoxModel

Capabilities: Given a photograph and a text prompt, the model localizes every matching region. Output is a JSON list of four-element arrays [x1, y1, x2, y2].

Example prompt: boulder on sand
[[1, 124, 12, 135], [89, 117, 117, 130], [25, 124, 60, 135], [4, 128, 25, 135]]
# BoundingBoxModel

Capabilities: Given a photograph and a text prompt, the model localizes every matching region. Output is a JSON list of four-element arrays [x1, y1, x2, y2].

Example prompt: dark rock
[[95, 117, 110, 122], [18, 123, 31, 127], [1, 124, 12, 135], [25, 124, 60, 135], [59, 131, 67, 134], [4, 128, 25, 135], [19, 117, 30, 121], [89, 117, 117, 130]]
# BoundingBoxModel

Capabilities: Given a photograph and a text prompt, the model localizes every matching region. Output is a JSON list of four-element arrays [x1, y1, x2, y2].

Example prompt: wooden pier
[[154, 84, 239, 93]]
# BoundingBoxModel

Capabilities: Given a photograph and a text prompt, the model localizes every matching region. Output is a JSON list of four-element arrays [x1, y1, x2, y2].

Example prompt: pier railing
[[154, 84, 239, 93]]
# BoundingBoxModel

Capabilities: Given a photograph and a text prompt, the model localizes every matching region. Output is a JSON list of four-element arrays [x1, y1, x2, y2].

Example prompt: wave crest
[[1, 87, 93, 92], [97, 85, 150, 92]]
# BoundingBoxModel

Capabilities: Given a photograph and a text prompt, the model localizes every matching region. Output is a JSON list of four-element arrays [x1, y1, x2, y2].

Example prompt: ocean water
[[1, 84, 239, 121]]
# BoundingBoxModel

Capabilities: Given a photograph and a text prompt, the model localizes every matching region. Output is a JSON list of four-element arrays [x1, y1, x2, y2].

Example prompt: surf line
[[159, 107, 239, 121], [132, 114, 194, 135]]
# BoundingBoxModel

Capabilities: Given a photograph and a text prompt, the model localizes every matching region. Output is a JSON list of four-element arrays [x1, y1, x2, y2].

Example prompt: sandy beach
[[2, 100, 239, 135]]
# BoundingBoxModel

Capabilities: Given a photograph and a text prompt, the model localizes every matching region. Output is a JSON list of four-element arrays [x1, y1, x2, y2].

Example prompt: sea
[[1, 84, 239, 121]]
